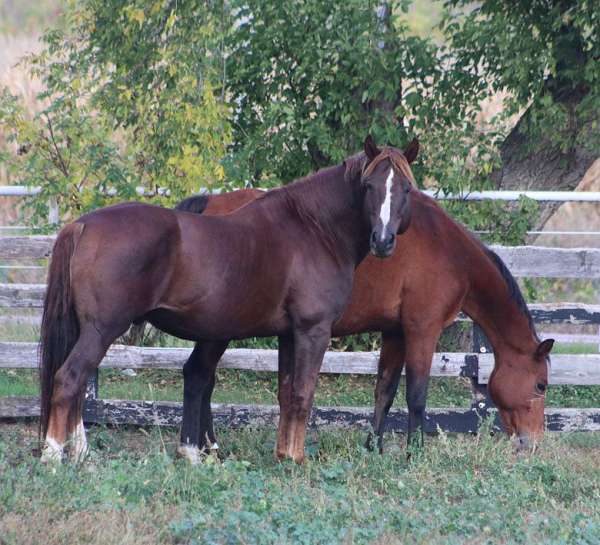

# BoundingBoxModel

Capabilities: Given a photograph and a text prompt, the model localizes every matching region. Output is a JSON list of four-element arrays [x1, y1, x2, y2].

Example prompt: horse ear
[[403, 137, 419, 164], [535, 339, 554, 359], [364, 134, 381, 161]]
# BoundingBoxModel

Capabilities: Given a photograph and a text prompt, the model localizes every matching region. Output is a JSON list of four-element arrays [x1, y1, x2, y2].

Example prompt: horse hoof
[[365, 432, 374, 452], [292, 453, 305, 464], [40, 448, 63, 465], [40, 438, 64, 465], [176, 444, 203, 465], [274, 450, 288, 462], [274, 449, 303, 464]]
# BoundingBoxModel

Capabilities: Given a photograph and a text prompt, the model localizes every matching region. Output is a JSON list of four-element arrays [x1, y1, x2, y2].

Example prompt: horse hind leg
[[178, 340, 228, 464], [69, 417, 88, 463], [41, 324, 123, 464]]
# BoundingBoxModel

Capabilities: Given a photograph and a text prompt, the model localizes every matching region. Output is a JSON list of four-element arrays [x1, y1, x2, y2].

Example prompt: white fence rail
[[423, 189, 600, 202], [3, 186, 600, 237], [5, 185, 600, 203]]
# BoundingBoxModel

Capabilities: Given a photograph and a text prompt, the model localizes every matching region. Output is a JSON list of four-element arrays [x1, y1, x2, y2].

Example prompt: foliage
[[226, 1, 493, 184], [442, 0, 600, 154], [1, 423, 600, 545], [5, 0, 587, 241], [224, 0, 540, 240], [0, 0, 231, 224]]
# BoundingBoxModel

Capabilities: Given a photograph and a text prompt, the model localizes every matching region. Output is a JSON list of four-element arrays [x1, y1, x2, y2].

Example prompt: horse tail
[[174, 194, 209, 214], [39, 222, 84, 439]]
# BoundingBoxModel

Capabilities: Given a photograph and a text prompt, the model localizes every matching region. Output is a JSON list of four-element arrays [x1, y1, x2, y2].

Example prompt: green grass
[[1, 422, 599, 545], [3, 366, 600, 409], [553, 342, 599, 355]]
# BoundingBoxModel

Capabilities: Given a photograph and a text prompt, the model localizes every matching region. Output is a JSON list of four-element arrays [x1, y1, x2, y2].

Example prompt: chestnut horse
[[179, 177, 553, 455], [39, 136, 416, 464]]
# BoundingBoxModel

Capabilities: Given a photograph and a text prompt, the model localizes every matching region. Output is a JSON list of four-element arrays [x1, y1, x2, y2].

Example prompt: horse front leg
[[178, 340, 228, 464], [283, 324, 330, 464], [275, 334, 295, 460], [367, 331, 406, 454], [403, 327, 440, 455]]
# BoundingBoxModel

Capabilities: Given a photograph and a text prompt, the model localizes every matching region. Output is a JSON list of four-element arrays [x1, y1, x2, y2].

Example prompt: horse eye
[[536, 382, 547, 394]]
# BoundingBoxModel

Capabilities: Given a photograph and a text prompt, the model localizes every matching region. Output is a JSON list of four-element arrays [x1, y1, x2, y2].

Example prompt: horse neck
[[462, 248, 538, 358], [266, 164, 369, 264]]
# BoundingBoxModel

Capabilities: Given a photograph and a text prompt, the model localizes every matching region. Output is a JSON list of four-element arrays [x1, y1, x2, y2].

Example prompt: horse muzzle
[[513, 432, 541, 454], [370, 231, 396, 258]]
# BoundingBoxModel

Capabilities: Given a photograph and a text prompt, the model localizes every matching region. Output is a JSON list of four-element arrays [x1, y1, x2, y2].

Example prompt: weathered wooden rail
[[2, 236, 600, 277], [1, 236, 600, 433], [2, 342, 600, 385]]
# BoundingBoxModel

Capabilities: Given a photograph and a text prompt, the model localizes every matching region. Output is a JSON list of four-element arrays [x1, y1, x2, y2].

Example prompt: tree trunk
[[491, 89, 597, 232], [491, 24, 599, 233]]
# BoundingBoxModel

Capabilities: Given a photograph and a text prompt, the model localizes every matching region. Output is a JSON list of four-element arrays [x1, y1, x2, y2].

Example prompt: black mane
[[175, 195, 209, 214], [484, 247, 536, 336]]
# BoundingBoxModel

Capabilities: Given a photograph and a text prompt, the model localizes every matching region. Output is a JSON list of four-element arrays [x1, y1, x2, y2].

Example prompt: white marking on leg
[[210, 442, 219, 451], [71, 419, 88, 463], [177, 444, 203, 465], [41, 436, 64, 464], [379, 168, 394, 240]]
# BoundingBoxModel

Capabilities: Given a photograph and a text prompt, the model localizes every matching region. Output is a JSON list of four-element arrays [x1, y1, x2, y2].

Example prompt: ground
[[1, 421, 600, 545], [2, 339, 600, 544]]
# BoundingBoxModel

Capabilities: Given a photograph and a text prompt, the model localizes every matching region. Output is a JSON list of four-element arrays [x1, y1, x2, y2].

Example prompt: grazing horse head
[[474, 249, 554, 449], [488, 338, 553, 450], [358, 135, 418, 258]]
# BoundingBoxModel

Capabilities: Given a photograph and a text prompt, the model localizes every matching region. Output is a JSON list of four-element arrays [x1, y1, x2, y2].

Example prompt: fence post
[[48, 197, 59, 226], [83, 370, 99, 423], [470, 323, 495, 422]]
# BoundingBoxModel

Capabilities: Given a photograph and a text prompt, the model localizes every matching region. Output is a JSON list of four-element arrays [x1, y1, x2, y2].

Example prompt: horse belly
[[150, 288, 290, 341]]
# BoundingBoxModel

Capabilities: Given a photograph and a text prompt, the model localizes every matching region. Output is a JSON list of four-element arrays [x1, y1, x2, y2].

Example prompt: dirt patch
[[1, 507, 178, 545]]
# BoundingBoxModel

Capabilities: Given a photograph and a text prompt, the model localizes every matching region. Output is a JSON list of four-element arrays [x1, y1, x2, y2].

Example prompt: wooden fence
[[1, 236, 600, 433]]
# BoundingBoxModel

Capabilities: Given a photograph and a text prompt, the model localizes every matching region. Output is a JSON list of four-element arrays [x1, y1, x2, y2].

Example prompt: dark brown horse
[[39, 136, 417, 464], [179, 177, 553, 455]]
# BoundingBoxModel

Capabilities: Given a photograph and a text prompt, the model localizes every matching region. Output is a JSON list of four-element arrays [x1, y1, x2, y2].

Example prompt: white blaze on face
[[379, 168, 394, 241]]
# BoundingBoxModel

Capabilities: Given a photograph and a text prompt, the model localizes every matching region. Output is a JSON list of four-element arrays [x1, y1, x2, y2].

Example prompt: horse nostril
[[370, 231, 377, 245], [386, 233, 395, 247]]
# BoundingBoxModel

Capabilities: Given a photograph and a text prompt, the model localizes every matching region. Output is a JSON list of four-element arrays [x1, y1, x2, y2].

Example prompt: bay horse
[[178, 175, 553, 456], [39, 136, 416, 464]]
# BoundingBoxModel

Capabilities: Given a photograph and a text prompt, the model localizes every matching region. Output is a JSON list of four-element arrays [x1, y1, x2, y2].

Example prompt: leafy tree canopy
[[443, 0, 599, 154], [3, 0, 597, 241], [1, 0, 230, 223]]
